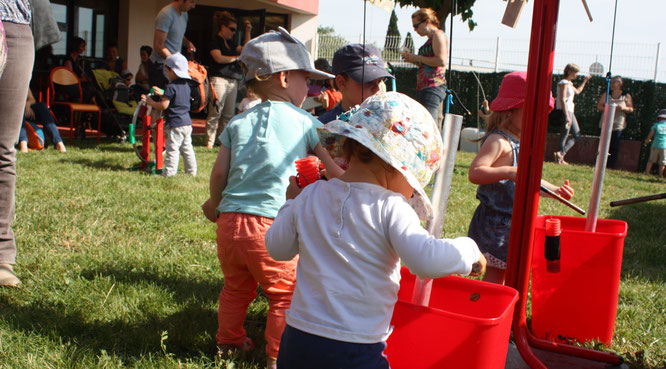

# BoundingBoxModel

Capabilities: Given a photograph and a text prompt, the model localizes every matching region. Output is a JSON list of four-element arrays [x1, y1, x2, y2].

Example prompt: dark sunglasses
[[227, 25, 237, 32], [413, 20, 424, 29]]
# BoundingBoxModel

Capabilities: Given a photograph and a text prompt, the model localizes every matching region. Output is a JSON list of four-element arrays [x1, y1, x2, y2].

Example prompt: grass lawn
[[1, 137, 664, 368]]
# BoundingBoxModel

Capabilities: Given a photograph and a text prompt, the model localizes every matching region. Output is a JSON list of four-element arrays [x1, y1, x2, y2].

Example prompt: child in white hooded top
[[266, 92, 485, 369]]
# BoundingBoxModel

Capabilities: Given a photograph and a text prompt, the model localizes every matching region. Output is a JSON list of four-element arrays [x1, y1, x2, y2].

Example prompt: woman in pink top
[[401, 8, 448, 126]]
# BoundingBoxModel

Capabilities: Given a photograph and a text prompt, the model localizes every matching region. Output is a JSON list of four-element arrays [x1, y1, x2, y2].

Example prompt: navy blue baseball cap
[[331, 44, 393, 83]]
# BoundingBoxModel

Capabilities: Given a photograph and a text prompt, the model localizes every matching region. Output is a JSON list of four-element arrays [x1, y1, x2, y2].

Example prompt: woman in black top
[[64, 37, 87, 80], [204, 11, 251, 149]]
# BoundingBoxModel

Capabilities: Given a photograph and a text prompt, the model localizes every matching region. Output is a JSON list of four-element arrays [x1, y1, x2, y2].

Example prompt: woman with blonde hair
[[401, 8, 448, 126], [554, 63, 590, 164]]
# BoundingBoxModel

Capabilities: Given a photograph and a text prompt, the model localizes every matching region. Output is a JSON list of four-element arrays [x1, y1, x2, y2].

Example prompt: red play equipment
[[129, 96, 164, 175], [386, 0, 626, 367], [505, 0, 624, 367]]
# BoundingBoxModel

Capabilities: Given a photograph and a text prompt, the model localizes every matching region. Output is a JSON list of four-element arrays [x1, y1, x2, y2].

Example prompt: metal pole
[[654, 42, 661, 82], [585, 103, 616, 232], [494, 36, 501, 72], [411, 113, 463, 306]]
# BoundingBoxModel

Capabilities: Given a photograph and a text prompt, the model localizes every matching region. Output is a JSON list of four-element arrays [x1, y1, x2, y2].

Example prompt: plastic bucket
[[385, 267, 518, 369], [459, 127, 484, 153], [531, 215, 628, 345]]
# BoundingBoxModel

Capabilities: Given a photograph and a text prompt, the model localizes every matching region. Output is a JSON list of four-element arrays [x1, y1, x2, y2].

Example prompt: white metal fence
[[315, 34, 666, 82]]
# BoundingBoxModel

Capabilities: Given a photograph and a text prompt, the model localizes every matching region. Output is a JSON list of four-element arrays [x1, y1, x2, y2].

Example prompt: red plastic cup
[[295, 156, 321, 188]]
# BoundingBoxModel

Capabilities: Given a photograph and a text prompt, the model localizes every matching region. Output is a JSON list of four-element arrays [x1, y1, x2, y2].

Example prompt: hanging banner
[[367, 0, 394, 13]]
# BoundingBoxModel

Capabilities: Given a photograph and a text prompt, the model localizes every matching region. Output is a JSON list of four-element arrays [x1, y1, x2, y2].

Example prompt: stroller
[[89, 68, 137, 141]]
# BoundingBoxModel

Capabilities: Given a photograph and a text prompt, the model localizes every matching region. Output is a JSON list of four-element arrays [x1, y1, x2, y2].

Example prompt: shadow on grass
[[0, 263, 270, 364], [65, 157, 132, 172], [0, 297, 219, 359], [97, 145, 136, 153], [608, 201, 666, 283], [79, 264, 222, 305]]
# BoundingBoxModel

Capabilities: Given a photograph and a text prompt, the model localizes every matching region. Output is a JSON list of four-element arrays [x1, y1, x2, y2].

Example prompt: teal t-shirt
[[651, 120, 666, 149], [218, 101, 322, 218]]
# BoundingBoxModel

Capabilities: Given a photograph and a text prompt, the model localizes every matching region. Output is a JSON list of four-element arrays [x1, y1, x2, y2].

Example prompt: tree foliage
[[403, 32, 415, 54], [384, 9, 401, 62], [395, 0, 478, 31], [386, 9, 400, 38]]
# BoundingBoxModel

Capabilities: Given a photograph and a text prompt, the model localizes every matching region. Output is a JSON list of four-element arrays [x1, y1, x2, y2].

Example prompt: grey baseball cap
[[331, 44, 393, 83], [240, 27, 334, 82]]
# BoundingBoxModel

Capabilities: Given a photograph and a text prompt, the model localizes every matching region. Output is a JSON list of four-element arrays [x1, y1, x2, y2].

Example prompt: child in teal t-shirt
[[201, 27, 343, 368], [644, 109, 666, 177]]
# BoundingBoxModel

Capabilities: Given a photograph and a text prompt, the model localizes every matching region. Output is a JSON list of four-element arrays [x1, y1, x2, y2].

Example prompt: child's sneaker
[[216, 337, 254, 359]]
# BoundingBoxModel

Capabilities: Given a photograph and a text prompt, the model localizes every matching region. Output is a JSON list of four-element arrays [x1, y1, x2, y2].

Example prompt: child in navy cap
[[318, 44, 393, 123]]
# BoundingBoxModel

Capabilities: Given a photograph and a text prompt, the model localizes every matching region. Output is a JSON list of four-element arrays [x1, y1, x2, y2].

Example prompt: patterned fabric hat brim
[[319, 92, 443, 220]]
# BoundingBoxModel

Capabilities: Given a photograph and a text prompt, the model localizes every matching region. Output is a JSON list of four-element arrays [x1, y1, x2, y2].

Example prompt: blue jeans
[[417, 85, 446, 122], [557, 110, 580, 155], [277, 325, 390, 369], [19, 102, 63, 145]]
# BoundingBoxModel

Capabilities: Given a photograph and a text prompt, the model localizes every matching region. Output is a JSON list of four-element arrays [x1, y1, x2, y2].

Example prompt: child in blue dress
[[468, 71, 575, 284]]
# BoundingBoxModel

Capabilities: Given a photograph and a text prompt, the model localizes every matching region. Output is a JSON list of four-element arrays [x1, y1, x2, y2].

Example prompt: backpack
[[25, 121, 45, 150], [187, 60, 217, 113]]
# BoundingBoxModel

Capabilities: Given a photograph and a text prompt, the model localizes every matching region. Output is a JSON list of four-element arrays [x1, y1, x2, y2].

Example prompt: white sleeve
[[384, 198, 481, 279], [265, 199, 300, 261]]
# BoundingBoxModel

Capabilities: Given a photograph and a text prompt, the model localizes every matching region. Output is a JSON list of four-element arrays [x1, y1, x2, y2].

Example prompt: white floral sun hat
[[319, 91, 443, 220]]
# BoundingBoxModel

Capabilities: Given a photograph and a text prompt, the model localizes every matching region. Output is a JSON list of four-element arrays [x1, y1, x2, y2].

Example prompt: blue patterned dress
[[467, 130, 520, 268]]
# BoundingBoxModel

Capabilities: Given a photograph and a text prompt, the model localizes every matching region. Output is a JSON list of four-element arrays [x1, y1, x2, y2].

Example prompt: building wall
[[120, 0, 319, 77], [120, 0, 163, 78]]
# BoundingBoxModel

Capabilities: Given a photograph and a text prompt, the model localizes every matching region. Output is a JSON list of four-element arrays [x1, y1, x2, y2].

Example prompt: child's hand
[[140, 94, 147, 104], [286, 176, 303, 200], [470, 253, 487, 277], [202, 198, 218, 222], [557, 179, 574, 200]]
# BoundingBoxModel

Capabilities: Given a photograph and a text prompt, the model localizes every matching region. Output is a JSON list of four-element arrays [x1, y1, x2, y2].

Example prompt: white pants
[[206, 76, 238, 146], [163, 125, 197, 177]]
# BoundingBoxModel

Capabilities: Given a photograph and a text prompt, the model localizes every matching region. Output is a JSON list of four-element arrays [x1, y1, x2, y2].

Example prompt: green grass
[[1, 138, 664, 368]]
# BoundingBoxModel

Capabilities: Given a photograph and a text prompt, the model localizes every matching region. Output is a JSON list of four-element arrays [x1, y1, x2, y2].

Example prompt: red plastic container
[[385, 267, 518, 369], [294, 156, 320, 188], [531, 215, 628, 345]]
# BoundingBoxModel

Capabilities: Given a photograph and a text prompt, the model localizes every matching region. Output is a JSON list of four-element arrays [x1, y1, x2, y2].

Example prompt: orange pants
[[215, 212, 297, 359]]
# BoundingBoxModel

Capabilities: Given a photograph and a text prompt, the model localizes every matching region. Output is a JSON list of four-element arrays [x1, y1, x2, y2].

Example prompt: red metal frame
[[505, 0, 623, 367], [139, 112, 165, 173], [47, 66, 102, 145]]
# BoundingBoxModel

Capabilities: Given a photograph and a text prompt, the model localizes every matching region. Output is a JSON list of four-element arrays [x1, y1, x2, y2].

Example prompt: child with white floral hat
[[266, 91, 485, 369]]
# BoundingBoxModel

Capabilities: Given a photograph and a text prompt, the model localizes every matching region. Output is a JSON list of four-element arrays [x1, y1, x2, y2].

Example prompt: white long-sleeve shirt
[[265, 178, 480, 344]]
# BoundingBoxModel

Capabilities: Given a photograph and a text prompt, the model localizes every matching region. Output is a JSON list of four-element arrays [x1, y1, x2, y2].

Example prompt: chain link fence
[[315, 34, 666, 169], [316, 34, 666, 83]]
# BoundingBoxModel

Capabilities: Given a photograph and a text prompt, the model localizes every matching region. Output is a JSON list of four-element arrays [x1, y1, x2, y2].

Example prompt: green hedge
[[393, 68, 666, 167]]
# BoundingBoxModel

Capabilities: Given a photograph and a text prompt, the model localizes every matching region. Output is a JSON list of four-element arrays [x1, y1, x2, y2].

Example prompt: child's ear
[[278, 71, 289, 89], [335, 75, 346, 90]]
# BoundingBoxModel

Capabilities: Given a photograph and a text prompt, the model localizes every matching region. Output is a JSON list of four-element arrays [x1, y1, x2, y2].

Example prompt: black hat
[[331, 44, 393, 83]]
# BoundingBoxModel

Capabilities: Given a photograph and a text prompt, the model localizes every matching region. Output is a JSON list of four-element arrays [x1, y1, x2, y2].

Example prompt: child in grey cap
[[141, 52, 196, 177], [201, 27, 344, 369]]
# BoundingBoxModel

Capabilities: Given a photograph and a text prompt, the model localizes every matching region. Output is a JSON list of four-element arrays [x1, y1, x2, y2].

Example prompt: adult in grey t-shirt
[[149, 0, 196, 87]]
